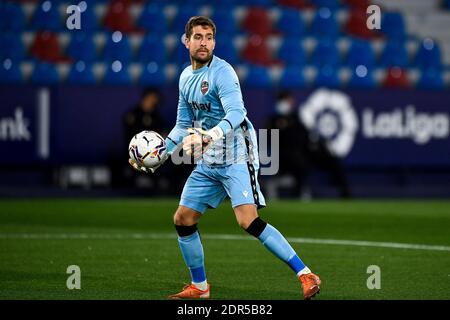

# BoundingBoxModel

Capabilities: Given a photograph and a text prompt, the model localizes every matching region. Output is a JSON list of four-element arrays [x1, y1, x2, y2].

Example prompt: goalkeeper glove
[[128, 151, 168, 174], [182, 127, 224, 158]]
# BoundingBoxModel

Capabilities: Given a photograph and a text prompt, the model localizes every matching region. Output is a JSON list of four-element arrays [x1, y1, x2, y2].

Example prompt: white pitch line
[[1, 232, 450, 252]]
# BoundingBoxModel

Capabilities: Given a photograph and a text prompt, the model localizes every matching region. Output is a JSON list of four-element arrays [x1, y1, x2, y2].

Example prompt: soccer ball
[[128, 130, 167, 168]]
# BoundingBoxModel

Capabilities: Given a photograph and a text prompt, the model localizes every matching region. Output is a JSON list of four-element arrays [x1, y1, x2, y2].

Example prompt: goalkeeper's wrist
[[206, 126, 224, 142]]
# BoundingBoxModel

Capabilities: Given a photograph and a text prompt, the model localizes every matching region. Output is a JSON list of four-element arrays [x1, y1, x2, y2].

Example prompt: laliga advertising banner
[[0, 87, 51, 165], [298, 89, 450, 166]]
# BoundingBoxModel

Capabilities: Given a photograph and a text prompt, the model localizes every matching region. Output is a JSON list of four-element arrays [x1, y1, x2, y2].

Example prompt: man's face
[[185, 25, 215, 64]]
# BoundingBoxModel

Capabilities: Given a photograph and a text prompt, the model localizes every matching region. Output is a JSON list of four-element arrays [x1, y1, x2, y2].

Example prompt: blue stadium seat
[[311, 0, 341, 10], [66, 32, 97, 63], [245, 66, 272, 88], [381, 12, 406, 40], [0, 33, 25, 61], [140, 62, 167, 86], [379, 41, 408, 67], [67, 61, 96, 84], [310, 8, 339, 39], [0, 59, 23, 84], [416, 68, 444, 90], [414, 39, 442, 69], [173, 40, 190, 65], [276, 8, 306, 37], [172, 5, 201, 33], [345, 39, 375, 68], [103, 61, 131, 85], [214, 36, 239, 65], [138, 35, 167, 64], [138, 4, 169, 34], [1, 3, 26, 31], [314, 64, 340, 88], [348, 65, 376, 89], [277, 38, 306, 66], [31, 0, 62, 31], [31, 62, 60, 85], [310, 40, 340, 67], [237, 0, 274, 6], [211, 9, 238, 35], [278, 66, 306, 88], [102, 32, 132, 64], [77, 2, 98, 32]]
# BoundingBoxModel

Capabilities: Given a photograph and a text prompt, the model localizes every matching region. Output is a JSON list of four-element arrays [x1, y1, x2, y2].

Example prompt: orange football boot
[[169, 283, 210, 299], [299, 273, 321, 300]]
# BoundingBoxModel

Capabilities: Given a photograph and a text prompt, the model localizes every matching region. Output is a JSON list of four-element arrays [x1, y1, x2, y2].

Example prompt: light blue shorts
[[180, 163, 266, 214]]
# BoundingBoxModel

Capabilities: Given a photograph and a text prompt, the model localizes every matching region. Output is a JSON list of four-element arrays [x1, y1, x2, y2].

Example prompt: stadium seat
[[139, 62, 167, 86], [383, 67, 410, 88], [214, 36, 240, 65], [66, 61, 96, 84], [0, 33, 26, 62], [278, 66, 306, 88], [102, 32, 132, 64], [103, 0, 135, 33], [171, 5, 201, 34], [66, 32, 97, 63], [138, 35, 167, 64], [343, 0, 371, 9], [103, 61, 131, 85], [138, 4, 168, 34], [344, 8, 378, 39], [30, 0, 62, 31], [172, 40, 190, 65], [310, 8, 339, 39], [381, 12, 406, 40], [241, 35, 275, 66], [275, 8, 306, 37], [348, 65, 376, 89], [30, 31, 68, 62], [277, 38, 306, 67], [416, 68, 444, 90], [0, 3, 26, 31], [311, 0, 341, 10], [211, 8, 238, 35], [345, 39, 375, 68], [314, 64, 340, 88], [77, 2, 99, 32], [277, 0, 310, 9], [414, 39, 442, 69], [241, 7, 274, 37], [245, 66, 272, 88], [31, 62, 60, 85], [310, 40, 340, 67], [379, 41, 408, 68], [0, 59, 23, 84]]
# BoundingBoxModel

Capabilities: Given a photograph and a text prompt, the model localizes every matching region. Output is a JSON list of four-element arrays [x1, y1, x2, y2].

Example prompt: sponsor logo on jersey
[[189, 101, 211, 112]]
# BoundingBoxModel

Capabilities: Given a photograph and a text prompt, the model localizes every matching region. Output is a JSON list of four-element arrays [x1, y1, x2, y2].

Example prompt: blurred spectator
[[266, 91, 351, 199]]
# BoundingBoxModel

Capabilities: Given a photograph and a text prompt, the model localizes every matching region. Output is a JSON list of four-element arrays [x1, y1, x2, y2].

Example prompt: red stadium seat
[[241, 34, 275, 66], [344, 0, 372, 9], [103, 0, 136, 33], [29, 31, 69, 63], [276, 0, 311, 9], [241, 7, 274, 37], [383, 67, 410, 88], [344, 8, 378, 39]]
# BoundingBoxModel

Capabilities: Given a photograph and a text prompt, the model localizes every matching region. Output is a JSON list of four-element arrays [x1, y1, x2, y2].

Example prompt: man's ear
[[184, 36, 189, 49]]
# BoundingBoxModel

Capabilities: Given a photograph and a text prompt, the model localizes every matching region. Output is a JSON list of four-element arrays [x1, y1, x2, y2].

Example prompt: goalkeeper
[[129, 16, 321, 300]]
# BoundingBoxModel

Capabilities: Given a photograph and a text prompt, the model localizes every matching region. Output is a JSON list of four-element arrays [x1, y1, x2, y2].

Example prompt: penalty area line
[[0, 232, 449, 252]]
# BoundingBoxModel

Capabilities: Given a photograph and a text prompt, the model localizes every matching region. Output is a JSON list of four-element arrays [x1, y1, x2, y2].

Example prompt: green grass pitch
[[0, 199, 449, 300]]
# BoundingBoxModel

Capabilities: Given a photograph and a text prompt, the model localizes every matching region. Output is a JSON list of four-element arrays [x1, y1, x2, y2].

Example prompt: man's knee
[[234, 204, 260, 230], [173, 206, 200, 226]]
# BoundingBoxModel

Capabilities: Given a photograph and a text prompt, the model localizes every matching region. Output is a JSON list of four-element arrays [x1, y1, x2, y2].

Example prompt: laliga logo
[[299, 89, 358, 157]]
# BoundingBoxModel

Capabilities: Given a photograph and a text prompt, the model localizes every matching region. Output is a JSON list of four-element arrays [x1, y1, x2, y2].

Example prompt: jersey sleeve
[[215, 65, 246, 134], [166, 90, 193, 155]]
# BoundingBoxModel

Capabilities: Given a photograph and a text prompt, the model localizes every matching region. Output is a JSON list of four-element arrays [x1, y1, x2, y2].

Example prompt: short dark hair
[[185, 16, 216, 39]]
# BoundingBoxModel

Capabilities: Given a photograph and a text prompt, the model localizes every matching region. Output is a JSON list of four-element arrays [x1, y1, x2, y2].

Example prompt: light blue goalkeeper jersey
[[166, 55, 259, 168]]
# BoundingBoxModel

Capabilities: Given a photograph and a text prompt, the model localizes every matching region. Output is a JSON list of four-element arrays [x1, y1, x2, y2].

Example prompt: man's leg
[[234, 204, 321, 299], [170, 205, 210, 298]]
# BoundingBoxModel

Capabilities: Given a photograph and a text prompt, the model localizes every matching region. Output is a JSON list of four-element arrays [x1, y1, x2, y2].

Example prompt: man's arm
[[166, 91, 194, 155]]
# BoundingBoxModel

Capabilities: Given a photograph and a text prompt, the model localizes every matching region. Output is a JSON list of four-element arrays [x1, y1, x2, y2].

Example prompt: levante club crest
[[201, 81, 209, 95]]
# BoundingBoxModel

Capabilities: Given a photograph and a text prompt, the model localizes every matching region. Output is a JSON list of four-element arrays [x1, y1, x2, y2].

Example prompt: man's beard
[[191, 50, 213, 64]]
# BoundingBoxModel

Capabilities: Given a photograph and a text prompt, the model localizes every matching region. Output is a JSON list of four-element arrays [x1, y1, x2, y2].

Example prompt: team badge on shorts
[[201, 81, 209, 95]]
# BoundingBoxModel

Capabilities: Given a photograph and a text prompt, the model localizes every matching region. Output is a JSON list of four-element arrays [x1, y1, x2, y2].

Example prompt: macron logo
[[243, 191, 249, 198]]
